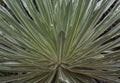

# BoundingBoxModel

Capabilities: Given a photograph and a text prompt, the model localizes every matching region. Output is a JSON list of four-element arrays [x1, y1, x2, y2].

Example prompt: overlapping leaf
[[0, 0, 120, 83]]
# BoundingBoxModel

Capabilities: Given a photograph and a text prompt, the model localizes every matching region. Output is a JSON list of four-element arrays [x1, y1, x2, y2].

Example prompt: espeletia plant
[[0, 0, 120, 83]]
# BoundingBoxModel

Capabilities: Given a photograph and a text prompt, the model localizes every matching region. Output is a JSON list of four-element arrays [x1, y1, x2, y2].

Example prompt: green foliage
[[0, 0, 4, 6], [0, 0, 120, 83]]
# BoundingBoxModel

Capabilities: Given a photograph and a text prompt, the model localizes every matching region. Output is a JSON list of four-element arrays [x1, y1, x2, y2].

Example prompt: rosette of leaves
[[0, 0, 120, 83]]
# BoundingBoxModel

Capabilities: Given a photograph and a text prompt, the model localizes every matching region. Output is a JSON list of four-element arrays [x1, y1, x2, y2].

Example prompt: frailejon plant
[[0, 0, 120, 83]]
